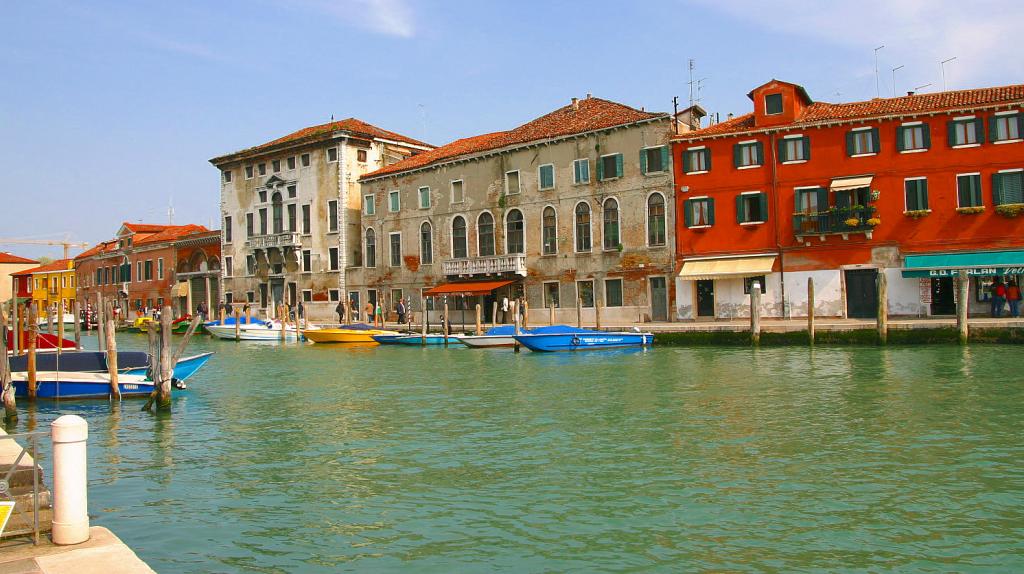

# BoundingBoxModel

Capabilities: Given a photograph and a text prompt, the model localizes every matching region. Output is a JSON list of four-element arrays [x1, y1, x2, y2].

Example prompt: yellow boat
[[126, 317, 155, 333], [302, 323, 398, 344]]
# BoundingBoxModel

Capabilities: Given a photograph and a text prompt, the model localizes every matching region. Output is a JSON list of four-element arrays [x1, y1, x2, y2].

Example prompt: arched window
[[647, 193, 666, 246], [603, 198, 619, 250], [452, 216, 467, 259], [506, 209, 524, 254], [365, 228, 376, 268], [477, 212, 495, 257], [420, 222, 433, 265], [542, 206, 557, 255], [271, 192, 283, 234], [575, 202, 591, 252]]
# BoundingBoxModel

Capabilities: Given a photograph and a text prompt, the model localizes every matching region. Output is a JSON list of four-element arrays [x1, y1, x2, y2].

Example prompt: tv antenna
[[873, 45, 885, 97], [941, 57, 957, 91], [891, 65, 904, 97]]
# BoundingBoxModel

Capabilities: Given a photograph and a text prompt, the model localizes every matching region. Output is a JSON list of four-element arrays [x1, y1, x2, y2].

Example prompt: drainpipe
[[338, 137, 349, 300], [770, 132, 788, 318]]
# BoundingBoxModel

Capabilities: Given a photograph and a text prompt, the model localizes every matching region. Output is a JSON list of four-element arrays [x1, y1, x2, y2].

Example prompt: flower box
[[904, 209, 931, 218], [995, 203, 1024, 217], [956, 206, 985, 215]]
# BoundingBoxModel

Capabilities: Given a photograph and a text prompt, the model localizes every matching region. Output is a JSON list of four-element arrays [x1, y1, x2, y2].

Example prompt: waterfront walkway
[[0, 527, 154, 574]]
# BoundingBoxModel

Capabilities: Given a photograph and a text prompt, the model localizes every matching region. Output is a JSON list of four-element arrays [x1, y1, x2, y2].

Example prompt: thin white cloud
[[691, 0, 1024, 96], [280, 0, 416, 38]]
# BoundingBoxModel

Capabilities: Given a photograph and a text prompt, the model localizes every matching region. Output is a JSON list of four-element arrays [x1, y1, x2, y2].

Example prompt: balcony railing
[[793, 206, 878, 238], [246, 232, 302, 249], [442, 254, 527, 277]]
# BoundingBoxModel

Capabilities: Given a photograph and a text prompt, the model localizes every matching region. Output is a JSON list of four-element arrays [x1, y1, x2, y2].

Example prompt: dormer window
[[765, 93, 783, 115]]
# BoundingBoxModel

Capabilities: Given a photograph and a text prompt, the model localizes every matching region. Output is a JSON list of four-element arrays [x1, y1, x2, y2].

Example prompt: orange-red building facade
[[672, 80, 1024, 320]]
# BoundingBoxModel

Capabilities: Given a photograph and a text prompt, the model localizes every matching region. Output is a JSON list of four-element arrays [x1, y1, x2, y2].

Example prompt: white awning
[[830, 175, 873, 192], [678, 256, 777, 280]]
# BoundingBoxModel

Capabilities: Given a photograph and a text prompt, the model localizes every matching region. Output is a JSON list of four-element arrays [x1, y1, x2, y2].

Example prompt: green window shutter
[[989, 117, 999, 142], [615, 154, 624, 177], [733, 143, 742, 167], [896, 126, 906, 151], [702, 149, 711, 172], [802, 136, 811, 160], [794, 190, 803, 211], [573, 160, 581, 183], [683, 200, 693, 227], [904, 180, 915, 210], [974, 118, 985, 142], [597, 157, 604, 180], [777, 139, 787, 162], [835, 189, 850, 209], [707, 198, 716, 225], [661, 145, 669, 170], [871, 128, 880, 153], [735, 194, 745, 223], [921, 124, 931, 148], [993, 173, 1004, 205], [845, 131, 855, 156], [755, 142, 764, 165], [1005, 172, 1024, 203], [957, 175, 970, 207], [758, 192, 768, 221], [947, 121, 957, 147], [919, 180, 929, 210], [816, 188, 828, 211], [973, 175, 983, 206], [639, 149, 648, 174]]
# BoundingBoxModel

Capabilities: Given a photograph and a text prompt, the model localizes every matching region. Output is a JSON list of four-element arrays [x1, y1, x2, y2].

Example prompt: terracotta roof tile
[[212, 118, 432, 164], [0, 252, 38, 265], [675, 83, 1024, 140], [134, 224, 209, 245], [13, 259, 72, 276], [122, 223, 174, 233], [363, 97, 667, 180]]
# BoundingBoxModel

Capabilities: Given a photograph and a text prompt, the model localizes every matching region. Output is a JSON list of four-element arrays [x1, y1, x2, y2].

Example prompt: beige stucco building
[[2, 252, 39, 306], [210, 119, 431, 320], [350, 96, 682, 325]]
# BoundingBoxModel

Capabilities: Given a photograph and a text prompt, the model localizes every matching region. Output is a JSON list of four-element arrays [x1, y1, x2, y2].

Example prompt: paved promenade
[[0, 527, 154, 574]]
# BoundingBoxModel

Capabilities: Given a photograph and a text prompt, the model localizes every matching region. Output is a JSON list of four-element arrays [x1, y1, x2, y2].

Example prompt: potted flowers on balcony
[[955, 206, 985, 215], [995, 203, 1024, 217], [844, 217, 861, 228], [866, 217, 881, 227], [904, 209, 930, 218]]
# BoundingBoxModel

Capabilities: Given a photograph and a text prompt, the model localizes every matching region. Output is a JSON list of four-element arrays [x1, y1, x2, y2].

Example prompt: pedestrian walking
[[396, 298, 407, 325], [991, 278, 1007, 317], [335, 300, 345, 324], [365, 302, 374, 325], [501, 296, 509, 324], [1007, 279, 1022, 318]]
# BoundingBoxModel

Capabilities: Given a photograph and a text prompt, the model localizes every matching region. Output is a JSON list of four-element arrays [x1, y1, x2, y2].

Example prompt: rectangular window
[[157, 258, 164, 280], [948, 118, 982, 146], [957, 174, 983, 208], [364, 195, 375, 215], [544, 281, 560, 308], [225, 256, 233, 277], [897, 123, 930, 152], [388, 190, 400, 212], [246, 291, 254, 303], [993, 170, 1024, 205], [258, 163, 266, 176], [328, 200, 339, 232], [734, 142, 763, 167], [259, 208, 268, 235], [287, 204, 296, 231], [224, 216, 232, 243], [904, 178, 929, 211], [246, 213, 254, 237], [538, 164, 555, 190], [743, 276, 767, 294], [301, 153, 310, 167], [764, 93, 783, 115], [736, 192, 767, 224], [287, 156, 296, 170], [573, 158, 590, 184], [389, 233, 402, 267], [598, 153, 623, 180], [684, 197, 715, 227], [287, 185, 296, 198], [136, 261, 142, 283], [357, 149, 368, 162], [302, 289, 312, 303], [796, 187, 826, 214], [451, 180, 464, 203], [642, 146, 668, 174], [144, 260, 153, 281], [684, 148, 710, 173], [329, 289, 340, 302], [505, 170, 521, 194], [991, 113, 1022, 142], [245, 165, 254, 179], [327, 147, 338, 162], [605, 279, 623, 307], [301, 205, 310, 234], [328, 247, 339, 270], [222, 170, 232, 183], [779, 136, 810, 162], [846, 128, 879, 155], [576, 281, 595, 308], [418, 186, 430, 209], [543, 207, 557, 255], [302, 250, 311, 272], [258, 190, 267, 203], [246, 255, 256, 275], [272, 159, 281, 173]]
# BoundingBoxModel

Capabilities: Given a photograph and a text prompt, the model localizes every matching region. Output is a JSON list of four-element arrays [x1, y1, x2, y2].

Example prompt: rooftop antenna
[[696, 77, 709, 104], [891, 65, 904, 97], [914, 83, 932, 94], [687, 58, 695, 107], [873, 45, 885, 97], [941, 57, 957, 91], [167, 196, 174, 225]]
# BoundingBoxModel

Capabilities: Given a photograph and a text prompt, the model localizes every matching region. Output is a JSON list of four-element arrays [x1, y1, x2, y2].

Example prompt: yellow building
[[13, 259, 77, 320]]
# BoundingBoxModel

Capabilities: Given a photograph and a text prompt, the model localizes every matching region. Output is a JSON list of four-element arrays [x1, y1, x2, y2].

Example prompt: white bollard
[[51, 415, 89, 545]]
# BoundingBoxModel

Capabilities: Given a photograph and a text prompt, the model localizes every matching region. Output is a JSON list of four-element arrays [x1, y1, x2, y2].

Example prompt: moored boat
[[206, 319, 299, 341], [455, 325, 519, 348], [513, 325, 653, 352], [124, 317, 155, 333], [390, 334, 454, 345], [304, 324, 397, 344], [11, 371, 155, 399]]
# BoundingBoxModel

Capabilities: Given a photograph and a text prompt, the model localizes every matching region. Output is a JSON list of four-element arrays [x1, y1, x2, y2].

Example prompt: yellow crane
[[0, 238, 91, 260]]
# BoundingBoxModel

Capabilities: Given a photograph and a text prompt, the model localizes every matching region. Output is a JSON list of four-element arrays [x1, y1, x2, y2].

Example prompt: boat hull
[[205, 323, 297, 341], [124, 352, 213, 381], [514, 331, 653, 352], [12, 372, 154, 399], [392, 335, 450, 345], [305, 329, 397, 343], [456, 335, 517, 348]]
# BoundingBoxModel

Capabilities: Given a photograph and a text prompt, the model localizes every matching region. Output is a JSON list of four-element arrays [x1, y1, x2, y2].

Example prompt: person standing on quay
[[365, 302, 374, 325], [991, 278, 1007, 318], [375, 300, 384, 328], [335, 299, 345, 324], [396, 298, 406, 325], [1007, 279, 1021, 318]]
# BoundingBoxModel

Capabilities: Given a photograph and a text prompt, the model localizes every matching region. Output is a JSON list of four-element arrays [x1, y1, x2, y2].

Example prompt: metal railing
[[0, 431, 47, 545], [442, 254, 527, 276], [246, 232, 302, 249], [793, 206, 877, 236]]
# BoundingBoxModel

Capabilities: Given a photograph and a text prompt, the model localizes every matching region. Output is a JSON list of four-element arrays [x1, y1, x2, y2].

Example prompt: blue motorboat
[[391, 334, 452, 345], [124, 352, 214, 381], [513, 325, 653, 352]]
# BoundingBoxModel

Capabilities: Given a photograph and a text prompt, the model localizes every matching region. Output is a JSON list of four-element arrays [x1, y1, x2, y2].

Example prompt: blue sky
[[3, 0, 1022, 259]]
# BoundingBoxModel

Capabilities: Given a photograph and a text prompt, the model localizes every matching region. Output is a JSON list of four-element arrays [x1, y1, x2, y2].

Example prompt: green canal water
[[14, 335, 1024, 572]]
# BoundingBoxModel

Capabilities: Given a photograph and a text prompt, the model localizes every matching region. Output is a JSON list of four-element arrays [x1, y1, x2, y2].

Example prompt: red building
[[76, 223, 220, 317], [672, 80, 1024, 320]]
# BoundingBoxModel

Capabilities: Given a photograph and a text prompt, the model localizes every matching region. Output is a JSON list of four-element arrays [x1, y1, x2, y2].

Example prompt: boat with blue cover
[[513, 325, 653, 352], [388, 334, 452, 345]]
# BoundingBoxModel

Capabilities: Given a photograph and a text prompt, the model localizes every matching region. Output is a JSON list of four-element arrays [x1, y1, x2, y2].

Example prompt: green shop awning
[[901, 250, 1024, 278]]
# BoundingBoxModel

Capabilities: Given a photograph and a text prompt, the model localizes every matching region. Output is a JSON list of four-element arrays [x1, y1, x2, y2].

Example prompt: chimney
[[727, 113, 734, 120], [586, 93, 592, 99], [907, 91, 915, 96], [571, 97, 579, 110]]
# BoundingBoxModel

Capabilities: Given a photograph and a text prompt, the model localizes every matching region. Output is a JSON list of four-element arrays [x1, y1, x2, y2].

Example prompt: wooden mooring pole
[[233, 308, 240, 341], [807, 278, 815, 347], [442, 302, 449, 347], [512, 301, 521, 353], [576, 297, 583, 328], [27, 305, 37, 400], [877, 271, 888, 345], [475, 304, 482, 336], [549, 303, 555, 326], [57, 303, 65, 356], [750, 280, 761, 346], [157, 306, 173, 408], [97, 294, 106, 352], [73, 300, 82, 350], [0, 304, 17, 422], [105, 302, 121, 401], [421, 295, 428, 345], [491, 301, 498, 326], [957, 270, 969, 344]]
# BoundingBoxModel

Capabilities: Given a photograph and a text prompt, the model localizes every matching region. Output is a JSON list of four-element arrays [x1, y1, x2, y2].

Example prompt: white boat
[[205, 319, 305, 341], [36, 313, 78, 327], [456, 326, 518, 348]]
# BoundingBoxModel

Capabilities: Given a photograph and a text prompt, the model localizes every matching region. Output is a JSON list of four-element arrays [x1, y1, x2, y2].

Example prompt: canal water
[[13, 334, 1024, 572]]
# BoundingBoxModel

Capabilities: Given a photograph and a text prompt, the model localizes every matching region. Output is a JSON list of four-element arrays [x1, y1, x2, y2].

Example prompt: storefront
[[901, 250, 1024, 316], [676, 254, 778, 320]]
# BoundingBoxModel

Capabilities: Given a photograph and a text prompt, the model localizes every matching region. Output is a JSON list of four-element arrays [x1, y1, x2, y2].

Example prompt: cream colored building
[[351, 96, 682, 325], [1, 252, 39, 306], [210, 119, 432, 320]]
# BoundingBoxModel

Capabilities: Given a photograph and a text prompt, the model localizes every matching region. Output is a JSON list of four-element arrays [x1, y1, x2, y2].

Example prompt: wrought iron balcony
[[793, 206, 878, 240], [442, 254, 527, 277], [246, 232, 302, 249]]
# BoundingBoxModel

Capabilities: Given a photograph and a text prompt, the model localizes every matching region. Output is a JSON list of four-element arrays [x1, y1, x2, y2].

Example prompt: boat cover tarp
[[204, 317, 265, 326], [6, 333, 77, 352], [336, 323, 377, 331], [9, 351, 150, 373]]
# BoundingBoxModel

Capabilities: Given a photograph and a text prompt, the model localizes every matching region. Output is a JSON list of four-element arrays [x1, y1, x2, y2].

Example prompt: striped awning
[[678, 256, 776, 280], [423, 280, 515, 296], [830, 175, 873, 192]]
